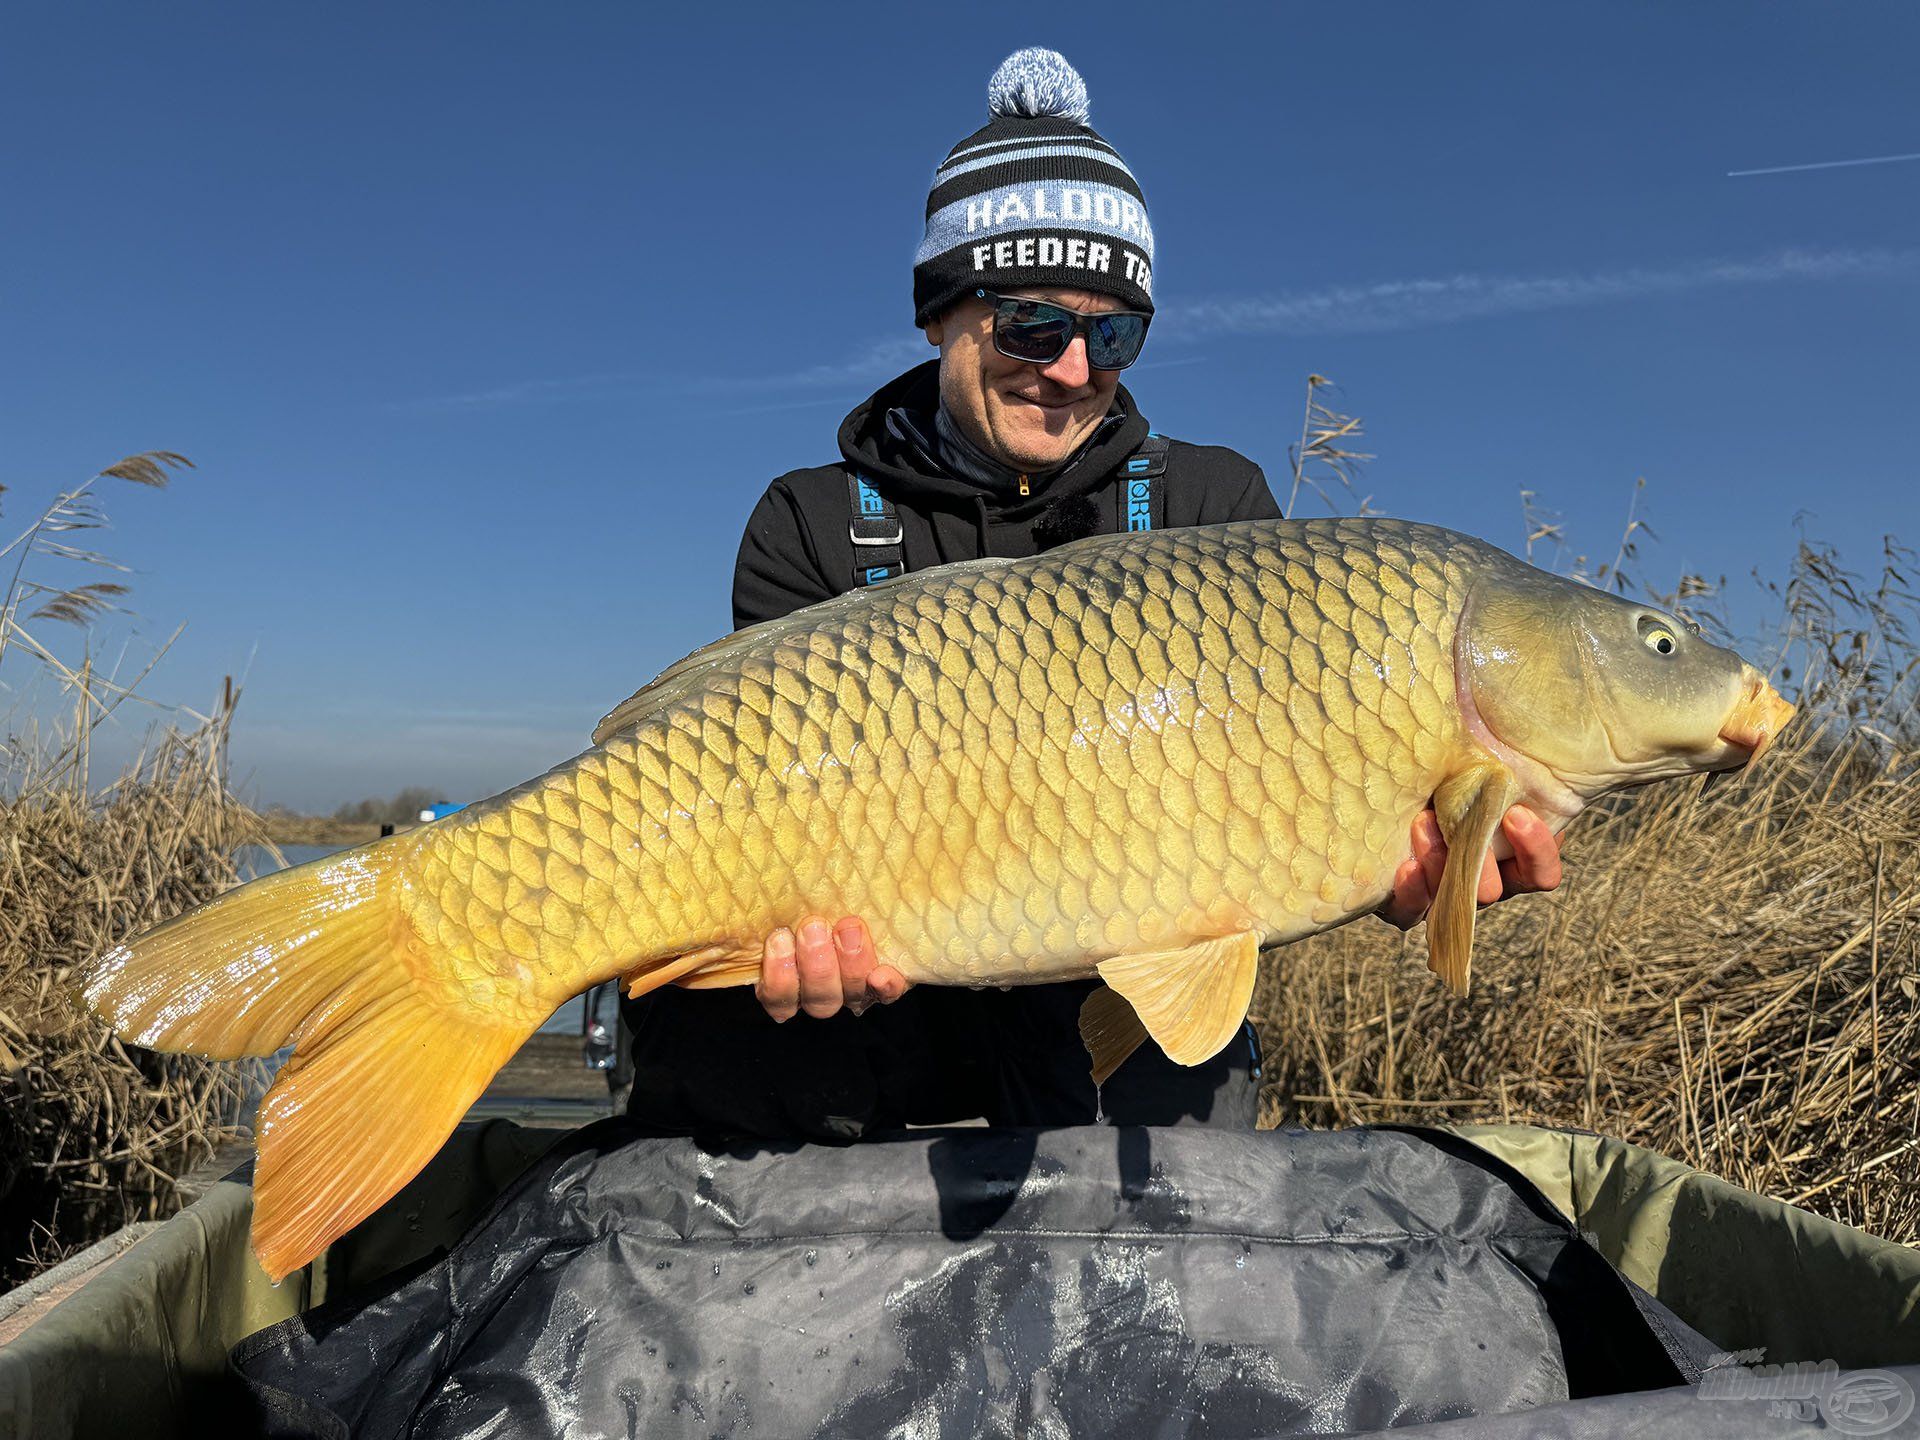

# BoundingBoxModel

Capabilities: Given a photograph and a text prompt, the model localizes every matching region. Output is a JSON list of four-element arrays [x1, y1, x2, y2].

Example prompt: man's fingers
[[760, 916, 911, 1020], [834, 917, 878, 1013], [865, 965, 911, 1004], [795, 917, 844, 1018], [1499, 806, 1564, 895], [1376, 856, 1431, 931], [834, 919, 915, 1012], [756, 915, 913, 1020], [1376, 810, 1446, 930], [1411, 810, 1448, 898], [1387, 803, 1561, 920], [1476, 847, 1504, 906], [834, 916, 877, 984], [756, 928, 799, 1023]]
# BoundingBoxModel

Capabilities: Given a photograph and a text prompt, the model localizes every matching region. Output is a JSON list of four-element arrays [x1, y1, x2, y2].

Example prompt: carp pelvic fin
[[620, 943, 763, 998], [79, 837, 536, 1282], [1079, 984, 1149, 1085], [1094, 931, 1261, 1067], [1427, 761, 1520, 996]]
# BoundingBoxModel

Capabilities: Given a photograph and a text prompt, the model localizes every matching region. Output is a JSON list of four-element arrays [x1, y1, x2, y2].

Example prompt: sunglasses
[[975, 288, 1152, 372]]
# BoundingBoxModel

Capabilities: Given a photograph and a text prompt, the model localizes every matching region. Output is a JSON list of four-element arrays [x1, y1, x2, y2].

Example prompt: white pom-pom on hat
[[986, 47, 1091, 126]]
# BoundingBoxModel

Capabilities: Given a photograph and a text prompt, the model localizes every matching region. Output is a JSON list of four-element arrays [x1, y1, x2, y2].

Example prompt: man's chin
[[993, 407, 1098, 470], [998, 440, 1080, 473]]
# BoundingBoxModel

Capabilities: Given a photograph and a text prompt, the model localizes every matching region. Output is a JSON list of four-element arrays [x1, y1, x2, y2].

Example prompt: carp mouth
[[1716, 674, 1796, 763]]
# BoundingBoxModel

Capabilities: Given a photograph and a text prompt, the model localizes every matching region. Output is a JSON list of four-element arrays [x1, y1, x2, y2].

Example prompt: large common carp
[[83, 518, 1792, 1278]]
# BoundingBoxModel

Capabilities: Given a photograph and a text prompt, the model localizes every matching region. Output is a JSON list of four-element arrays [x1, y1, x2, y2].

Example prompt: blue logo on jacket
[[1126, 478, 1153, 531]]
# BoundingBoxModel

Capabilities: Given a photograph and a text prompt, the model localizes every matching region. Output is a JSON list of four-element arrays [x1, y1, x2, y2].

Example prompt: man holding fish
[[618, 48, 1565, 1139], [92, 46, 1807, 1287]]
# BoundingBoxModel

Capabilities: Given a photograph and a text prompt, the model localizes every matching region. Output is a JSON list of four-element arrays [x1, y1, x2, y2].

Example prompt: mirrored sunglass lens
[[997, 311, 1073, 361], [1087, 314, 1147, 368]]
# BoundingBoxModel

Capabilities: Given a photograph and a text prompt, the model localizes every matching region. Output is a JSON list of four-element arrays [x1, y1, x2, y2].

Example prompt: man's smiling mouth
[[1009, 390, 1087, 411]]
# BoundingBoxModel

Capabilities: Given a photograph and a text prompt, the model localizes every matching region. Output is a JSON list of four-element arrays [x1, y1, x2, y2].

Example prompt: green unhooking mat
[[5, 1121, 1917, 1437], [227, 1122, 1917, 1438]]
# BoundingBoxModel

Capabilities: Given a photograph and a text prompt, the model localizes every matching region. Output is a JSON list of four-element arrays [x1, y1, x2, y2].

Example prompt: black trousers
[[621, 981, 1262, 1141]]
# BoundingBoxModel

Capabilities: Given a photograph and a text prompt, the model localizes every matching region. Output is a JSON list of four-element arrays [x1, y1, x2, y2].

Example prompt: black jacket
[[624, 364, 1279, 1141], [733, 360, 1280, 627]]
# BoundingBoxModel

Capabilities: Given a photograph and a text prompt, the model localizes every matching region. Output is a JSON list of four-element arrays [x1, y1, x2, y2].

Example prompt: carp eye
[[1638, 616, 1679, 656]]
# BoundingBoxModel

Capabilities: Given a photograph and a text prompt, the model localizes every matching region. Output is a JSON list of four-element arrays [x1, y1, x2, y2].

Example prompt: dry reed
[[0, 455, 263, 1287]]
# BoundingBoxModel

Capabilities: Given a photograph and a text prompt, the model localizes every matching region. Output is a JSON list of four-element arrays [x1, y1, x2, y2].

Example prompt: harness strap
[[846, 473, 904, 587], [846, 434, 1172, 588], [1118, 432, 1168, 533]]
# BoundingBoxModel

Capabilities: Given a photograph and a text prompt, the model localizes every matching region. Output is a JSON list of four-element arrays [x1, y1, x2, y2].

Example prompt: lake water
[[237, 843, 587, 1036]]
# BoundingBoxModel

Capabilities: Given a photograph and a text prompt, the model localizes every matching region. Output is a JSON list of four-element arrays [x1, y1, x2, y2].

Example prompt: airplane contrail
[[1728, 151, 1920, 178]]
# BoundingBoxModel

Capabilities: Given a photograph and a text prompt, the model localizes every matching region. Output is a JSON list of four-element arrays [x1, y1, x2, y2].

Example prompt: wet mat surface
[[234, 1123, 1714, 1438]]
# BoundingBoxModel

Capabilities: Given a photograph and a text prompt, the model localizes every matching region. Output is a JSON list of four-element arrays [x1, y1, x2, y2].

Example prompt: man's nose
[[1038, 335, 1091, 389]]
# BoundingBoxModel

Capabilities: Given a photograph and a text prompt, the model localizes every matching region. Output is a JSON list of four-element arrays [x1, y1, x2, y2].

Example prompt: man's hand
[[1377, 805, 1563, 931], [756, 916, 913, 1022]]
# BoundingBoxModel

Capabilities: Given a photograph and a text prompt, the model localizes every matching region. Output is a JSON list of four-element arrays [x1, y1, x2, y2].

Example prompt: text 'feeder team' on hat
[[912, 48, 1155, 326]]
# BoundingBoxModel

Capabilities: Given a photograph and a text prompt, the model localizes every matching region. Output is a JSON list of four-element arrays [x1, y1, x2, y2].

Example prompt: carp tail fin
[[80, 839, 422, 1060], [249, 971, 529, 1282], [81, 837, 534, 1281]]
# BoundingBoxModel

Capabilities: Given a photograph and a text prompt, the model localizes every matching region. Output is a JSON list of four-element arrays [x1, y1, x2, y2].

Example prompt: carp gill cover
[[81, 518, 1793, 1278]]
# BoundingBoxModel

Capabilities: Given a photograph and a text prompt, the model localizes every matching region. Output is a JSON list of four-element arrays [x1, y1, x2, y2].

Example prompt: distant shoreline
[[254, 814, 403, 846]]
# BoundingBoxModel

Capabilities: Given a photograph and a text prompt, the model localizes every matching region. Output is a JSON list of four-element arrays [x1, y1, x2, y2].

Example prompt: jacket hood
[[836, 361, 1152, 522]]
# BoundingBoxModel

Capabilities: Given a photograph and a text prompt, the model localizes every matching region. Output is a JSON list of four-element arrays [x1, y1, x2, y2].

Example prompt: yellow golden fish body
[[411, 519, 1464, 1006], [83, 518, 1791, 1276]]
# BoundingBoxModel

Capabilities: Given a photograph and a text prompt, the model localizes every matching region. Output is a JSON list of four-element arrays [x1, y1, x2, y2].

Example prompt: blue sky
[[3, 3, 1915, 812]]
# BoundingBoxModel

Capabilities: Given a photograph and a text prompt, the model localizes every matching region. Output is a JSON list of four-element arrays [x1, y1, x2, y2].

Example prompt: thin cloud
[[1161, 247, 1920, 340], [704, 395, 861, 418], [392, 369, 655, 412], [1729, 151, 1920, 178], [703, 336, 931, 393], [394, 337, 928, 412], [394, 247, 1916, 410]]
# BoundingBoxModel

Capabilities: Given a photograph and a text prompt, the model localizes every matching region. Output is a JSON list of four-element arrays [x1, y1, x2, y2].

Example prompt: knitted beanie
[[912, 48, 1155, 326]]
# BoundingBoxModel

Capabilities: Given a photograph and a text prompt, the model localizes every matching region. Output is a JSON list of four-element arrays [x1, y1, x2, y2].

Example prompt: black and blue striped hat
[[912, 49, 1154, 326]]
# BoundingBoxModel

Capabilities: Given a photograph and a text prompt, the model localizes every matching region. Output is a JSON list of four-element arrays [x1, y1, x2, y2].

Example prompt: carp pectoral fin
[[1079, 985, 1149, 1085], [1427, 761, 1521, 997], [1094, 931, 1261, 1068]]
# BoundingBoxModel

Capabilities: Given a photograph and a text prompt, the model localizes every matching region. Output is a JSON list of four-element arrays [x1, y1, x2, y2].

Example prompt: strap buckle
[[851, 519, 903, 546], [848, 473, 903, 545]]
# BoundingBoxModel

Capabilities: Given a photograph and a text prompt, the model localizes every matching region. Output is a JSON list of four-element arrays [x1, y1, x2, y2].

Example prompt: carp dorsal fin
[[591, 626, 779, 746], [1094, 931, 1261, 1067], [1427, 760, 1520, 996], [1079, 984, 1149, 1085], [589, 557, 1026, 746]]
